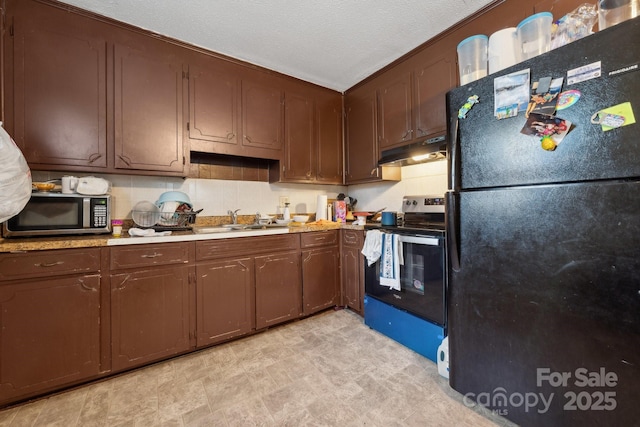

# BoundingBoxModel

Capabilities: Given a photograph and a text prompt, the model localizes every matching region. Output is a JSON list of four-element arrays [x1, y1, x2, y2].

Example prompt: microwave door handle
[[83, 198, 91, 227], [398, 235, 440, 246]]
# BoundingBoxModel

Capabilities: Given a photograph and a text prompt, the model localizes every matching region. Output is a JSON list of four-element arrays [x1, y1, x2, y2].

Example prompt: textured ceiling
[[57, 0, 494, 92]]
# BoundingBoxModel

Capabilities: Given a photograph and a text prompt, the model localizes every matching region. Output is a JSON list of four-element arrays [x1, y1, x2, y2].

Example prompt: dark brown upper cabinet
[[113, 42, 186, 174], [187, 59, 286, 161], [8, 0, 108, 169], [412, 52, 456, 140], [271, 85, 343, 184], [187, 62, 242, 153], [315, 90, 343, 184], [5, 0, 188, 176], [344, 83, 400, 185], [377, 48, 456, 153], [377, 70, 413, 150], [241, 77, 284, 157]]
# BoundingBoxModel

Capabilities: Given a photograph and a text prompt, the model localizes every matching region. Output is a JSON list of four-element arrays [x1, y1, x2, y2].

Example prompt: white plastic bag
[[0, 124, 32, 223]]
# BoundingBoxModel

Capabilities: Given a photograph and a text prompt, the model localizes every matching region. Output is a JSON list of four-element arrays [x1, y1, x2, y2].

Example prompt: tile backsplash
[[32, 159, 446, 221]]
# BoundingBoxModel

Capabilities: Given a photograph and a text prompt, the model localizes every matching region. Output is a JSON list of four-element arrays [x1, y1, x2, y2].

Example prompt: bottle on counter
[[283, 203, 291, 221], [111, 219, 123, 237], [327, 204, 333, 221]]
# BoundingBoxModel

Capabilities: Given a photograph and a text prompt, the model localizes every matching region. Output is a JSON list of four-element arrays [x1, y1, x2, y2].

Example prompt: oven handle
[[397, 235, 440, 246]]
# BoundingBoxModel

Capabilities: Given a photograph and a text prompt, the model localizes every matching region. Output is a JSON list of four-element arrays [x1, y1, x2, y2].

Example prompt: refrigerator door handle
[[445, 191, 461, 271], [448, 116, 460, 192]]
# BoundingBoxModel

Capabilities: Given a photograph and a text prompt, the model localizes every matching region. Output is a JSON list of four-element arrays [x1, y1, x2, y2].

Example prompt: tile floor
[[0, 309, 516, 426]]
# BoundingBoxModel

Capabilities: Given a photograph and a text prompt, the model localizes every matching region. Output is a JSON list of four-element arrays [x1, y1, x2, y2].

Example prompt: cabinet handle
[[78, 279, 97, 292], [36, 261, 64, 268], [115, 274, 131, 290], [226, 132, 236, 141], [88, 153, 103, 164], [141, 252, 162, 258], [245, 135, 253, 143], [118, 155, 132, 167], [306, 171, 312, 178], [417, 127, 426, 136], [402, 130, 411, 140], [370, 167, 379, 177]]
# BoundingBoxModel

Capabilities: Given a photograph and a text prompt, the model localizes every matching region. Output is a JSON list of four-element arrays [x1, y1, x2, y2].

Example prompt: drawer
[[300, 230, 339, 249], [342, 229, 364, 247], [110, 242, 192, 270], [197, 234, 299, 261], [0, 248, 101, 282]]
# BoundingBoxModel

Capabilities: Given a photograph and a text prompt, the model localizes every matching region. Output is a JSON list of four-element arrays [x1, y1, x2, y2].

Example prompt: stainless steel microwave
[[2, 193, 111, 238]]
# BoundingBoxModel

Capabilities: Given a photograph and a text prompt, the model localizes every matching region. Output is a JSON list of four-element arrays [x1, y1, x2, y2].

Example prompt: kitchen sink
[[192, 223, 289, 234]]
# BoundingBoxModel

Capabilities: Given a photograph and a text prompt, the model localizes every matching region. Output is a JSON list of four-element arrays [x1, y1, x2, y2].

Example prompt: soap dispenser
[[283, 202, 291, 221]]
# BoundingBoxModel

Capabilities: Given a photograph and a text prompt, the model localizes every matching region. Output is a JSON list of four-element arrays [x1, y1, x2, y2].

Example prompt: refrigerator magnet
[[458, 95, 479, 119], [521, 112, 572, 150], [590, 102, 636, 131], [556, 90, 581, 111]]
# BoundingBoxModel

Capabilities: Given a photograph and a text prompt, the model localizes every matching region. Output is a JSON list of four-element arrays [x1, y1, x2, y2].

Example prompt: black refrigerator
[[445, 17, 640, 427]]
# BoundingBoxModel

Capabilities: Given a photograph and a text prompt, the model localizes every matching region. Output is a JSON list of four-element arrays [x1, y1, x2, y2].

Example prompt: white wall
[[32, 171, 347, 220], [32, 158, 446, 220], [346, 159, 448, 212]]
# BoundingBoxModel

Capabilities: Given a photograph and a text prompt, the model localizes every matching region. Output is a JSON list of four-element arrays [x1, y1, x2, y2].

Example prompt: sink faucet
[[228, 209, 240, 224]]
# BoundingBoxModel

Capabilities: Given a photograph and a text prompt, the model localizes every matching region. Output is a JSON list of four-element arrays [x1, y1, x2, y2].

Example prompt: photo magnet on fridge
[[526, 77, 564, 117]]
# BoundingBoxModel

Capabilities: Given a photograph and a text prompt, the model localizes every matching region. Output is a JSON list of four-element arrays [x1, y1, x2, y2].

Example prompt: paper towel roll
[[489, 27, 518, 74], [316, 195, 328, 220]]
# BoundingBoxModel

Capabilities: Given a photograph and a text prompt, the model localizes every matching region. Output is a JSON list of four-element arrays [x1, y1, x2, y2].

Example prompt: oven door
[[365, 233, 445, 326]]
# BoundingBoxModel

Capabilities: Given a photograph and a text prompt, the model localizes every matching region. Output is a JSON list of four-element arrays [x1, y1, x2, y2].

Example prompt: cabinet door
[[316, 91, 343, 184], [413, 54, 456, 139], [188, 63, 241, 151], [114, 43, 185, 173], [344, 90, 379, 184], [302, 247, 340, 316], [196, 258, 255, 346], [377, 72, 413, 150], [11, 4, 107, 169], [282, 91, 315, 181], [342, 244, 364, 315], [241, 79, 283, 154], [111, 266, 191, 371], [0, 275, 101, 405], [255, 251, 301, 329]]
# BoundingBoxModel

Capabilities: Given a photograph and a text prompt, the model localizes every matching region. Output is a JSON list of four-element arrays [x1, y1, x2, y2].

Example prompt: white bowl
[[293, 215, 309, 223], [275, 219, 292, 225]]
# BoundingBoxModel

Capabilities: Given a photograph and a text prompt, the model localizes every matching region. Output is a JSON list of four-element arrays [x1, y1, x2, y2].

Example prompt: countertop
[[0, 222, 364, 252]]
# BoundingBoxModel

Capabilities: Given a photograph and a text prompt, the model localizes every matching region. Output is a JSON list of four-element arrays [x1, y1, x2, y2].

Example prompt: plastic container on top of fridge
[[488, 27, 518, 73], [516, 12, 553, 61], [457, 34, 488, 85], [598, 0, 639, 30]]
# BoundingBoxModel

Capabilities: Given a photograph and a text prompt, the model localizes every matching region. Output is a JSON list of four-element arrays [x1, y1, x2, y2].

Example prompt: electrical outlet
[[279, 196, 290, 207]]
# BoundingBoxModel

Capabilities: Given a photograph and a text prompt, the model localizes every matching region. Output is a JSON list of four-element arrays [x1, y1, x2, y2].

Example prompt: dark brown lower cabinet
[[255, 251, 302, 329], [110, 266, 192, 371], [301, 230, 340, 315], [341, 230, 365, 315], [196, 258, 255, 346], [0, 272, 102, 405]]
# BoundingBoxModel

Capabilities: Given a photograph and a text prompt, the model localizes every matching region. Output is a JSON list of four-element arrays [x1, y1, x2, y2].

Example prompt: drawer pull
[[141, 252, 163, 258], [36, 261, 64, 268]]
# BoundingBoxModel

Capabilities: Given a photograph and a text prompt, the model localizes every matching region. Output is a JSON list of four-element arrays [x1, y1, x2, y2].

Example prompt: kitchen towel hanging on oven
[[380, 233, 404, 291]]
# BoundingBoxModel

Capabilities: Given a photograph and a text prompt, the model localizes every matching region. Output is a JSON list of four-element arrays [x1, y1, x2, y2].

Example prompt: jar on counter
[[111, 219, 123, 237]]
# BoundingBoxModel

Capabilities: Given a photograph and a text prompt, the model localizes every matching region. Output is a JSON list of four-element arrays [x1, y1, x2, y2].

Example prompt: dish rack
[[131, 210, 197, 231]]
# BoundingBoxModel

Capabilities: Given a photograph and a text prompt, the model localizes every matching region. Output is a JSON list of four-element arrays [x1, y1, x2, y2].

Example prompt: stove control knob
[[412, 200, 418, 206]]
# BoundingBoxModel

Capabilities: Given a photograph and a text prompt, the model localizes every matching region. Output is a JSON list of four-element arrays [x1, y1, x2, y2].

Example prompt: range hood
[[378, 134, 447, 166]]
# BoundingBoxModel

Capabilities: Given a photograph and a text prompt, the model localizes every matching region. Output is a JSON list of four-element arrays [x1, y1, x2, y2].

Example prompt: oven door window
[[365, 235, 445, 326]]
